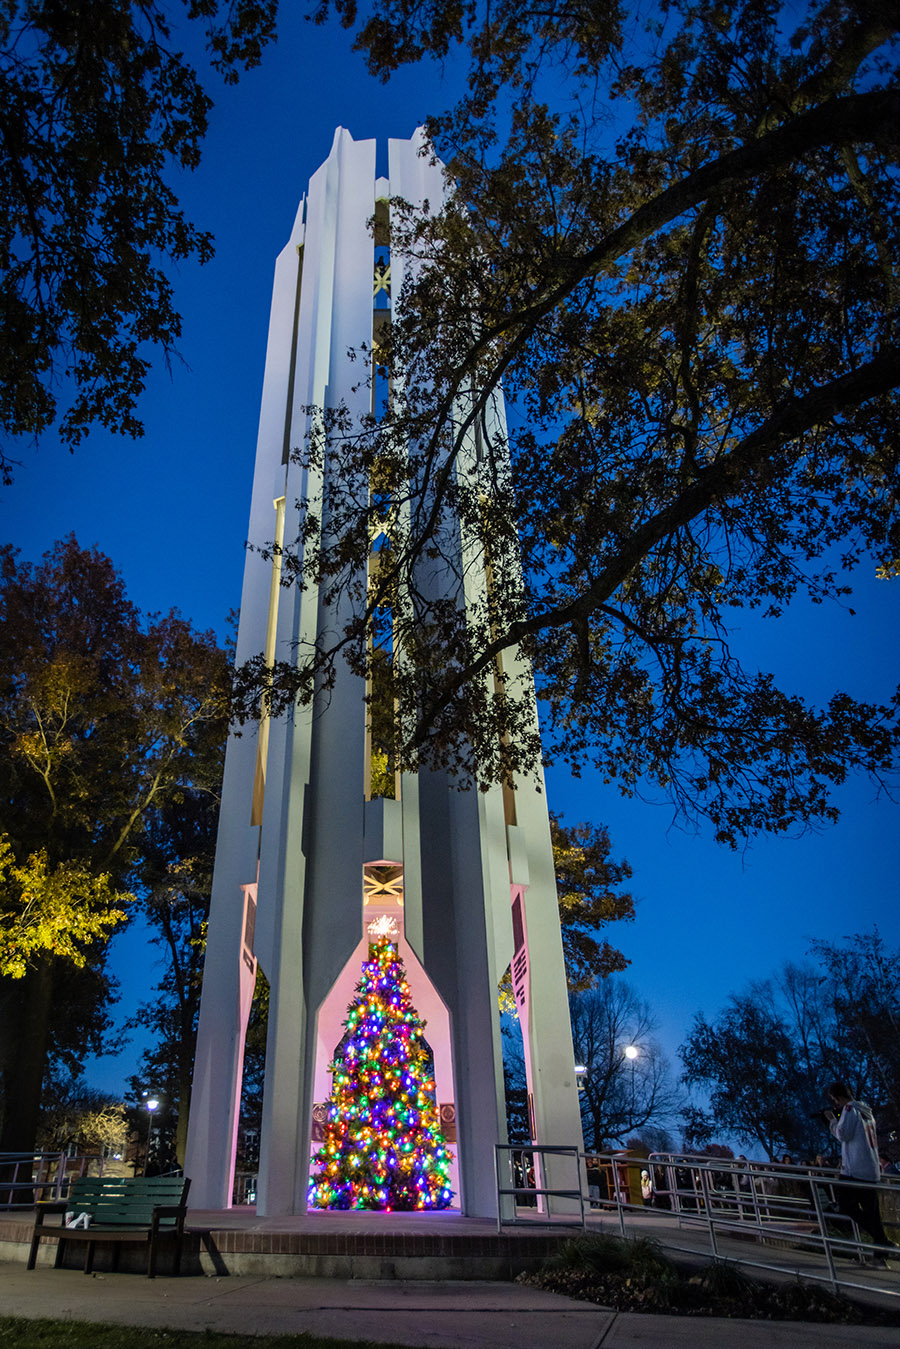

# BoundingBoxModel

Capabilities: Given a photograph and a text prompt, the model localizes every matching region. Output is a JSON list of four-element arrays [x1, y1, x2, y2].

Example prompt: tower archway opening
[[309, 861, 459, 1208]]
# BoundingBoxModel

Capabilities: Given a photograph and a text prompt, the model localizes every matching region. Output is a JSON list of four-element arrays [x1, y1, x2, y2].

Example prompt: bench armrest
[[33, 1201, 68, 1228], [151, 1204, 188, 1230]]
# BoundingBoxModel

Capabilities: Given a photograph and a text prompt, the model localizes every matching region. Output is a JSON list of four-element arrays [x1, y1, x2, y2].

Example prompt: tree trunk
[[0, 958, 55, 1151], [175, 1058, 192, 1171], [0, 959, 55, 1201]]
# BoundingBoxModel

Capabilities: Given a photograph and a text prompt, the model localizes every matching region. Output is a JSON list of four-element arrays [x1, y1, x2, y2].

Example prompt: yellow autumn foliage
[[370, 747, 395, 799], [0, 834, 130, 978]]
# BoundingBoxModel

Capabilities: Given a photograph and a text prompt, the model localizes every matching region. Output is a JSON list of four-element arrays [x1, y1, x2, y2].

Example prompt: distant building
[[185, 128, 583, 1217]]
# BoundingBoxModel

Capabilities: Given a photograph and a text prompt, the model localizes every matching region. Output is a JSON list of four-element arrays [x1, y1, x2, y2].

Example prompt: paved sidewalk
[[2, 1264, 899, 1348]]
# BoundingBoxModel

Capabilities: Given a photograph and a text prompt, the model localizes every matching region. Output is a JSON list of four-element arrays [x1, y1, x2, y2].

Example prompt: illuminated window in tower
[[366, 198, 398, 801], [372, 197, 391, 421], [483, 548, 517, 828], [251, 493, 286, 825], [252, 237, 303, 822]]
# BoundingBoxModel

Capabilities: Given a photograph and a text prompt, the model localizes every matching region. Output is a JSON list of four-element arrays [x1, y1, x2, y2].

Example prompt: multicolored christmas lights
[[308, 930, 454, 1210]]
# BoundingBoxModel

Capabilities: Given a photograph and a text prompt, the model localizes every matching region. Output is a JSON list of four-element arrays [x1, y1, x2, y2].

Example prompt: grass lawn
[[0, 1319, 417, 1349]]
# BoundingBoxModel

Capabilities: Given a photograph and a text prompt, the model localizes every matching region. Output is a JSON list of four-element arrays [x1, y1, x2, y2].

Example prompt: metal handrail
[[616, 1150, 900, 1297], [494, 1143, 586, 1231], [0, 1151, 114, 1209], [0, 1152, 69, 1209]]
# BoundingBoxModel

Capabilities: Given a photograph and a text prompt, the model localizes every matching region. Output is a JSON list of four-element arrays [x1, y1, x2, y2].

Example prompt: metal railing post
[[495, 1143, 586, 1228], [749, 1163, 763, 1227], [494, 1145, 502, 1233], [616, 1163, 627, 1237], [809, 1173, 839, 1292], [55, 1153, 67, 1201], [697, 1164, 719, 1259]]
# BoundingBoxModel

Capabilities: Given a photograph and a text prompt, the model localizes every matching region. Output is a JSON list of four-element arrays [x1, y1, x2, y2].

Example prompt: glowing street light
[[623, 1045, 640, 1125], [143, 1095, 160, 1176]]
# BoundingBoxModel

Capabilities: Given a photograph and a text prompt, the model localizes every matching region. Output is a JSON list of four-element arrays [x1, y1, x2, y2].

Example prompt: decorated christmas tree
[[309, 917, 454, 1210]]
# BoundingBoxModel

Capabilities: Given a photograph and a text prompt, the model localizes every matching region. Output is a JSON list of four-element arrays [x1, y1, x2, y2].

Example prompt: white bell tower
[[185, 128, 584, 1218]]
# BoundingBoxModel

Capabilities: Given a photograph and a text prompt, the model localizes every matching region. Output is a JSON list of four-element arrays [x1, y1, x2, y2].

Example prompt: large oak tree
[[237, 0, 900, 845], [0, 537, 229, 1153], [0, 0, 278, 482]]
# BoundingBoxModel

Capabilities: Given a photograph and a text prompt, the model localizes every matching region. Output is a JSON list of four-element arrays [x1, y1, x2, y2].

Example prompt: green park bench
[[27, 1174, 191, 1278]]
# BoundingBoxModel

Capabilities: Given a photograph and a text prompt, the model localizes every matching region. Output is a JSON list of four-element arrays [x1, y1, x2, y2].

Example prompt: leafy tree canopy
[[680, 933, 900, 1158], [241, 0, 900, 845], [0, 536, 229, 1151], [0, 835, 129, 979], [37, 1074, 129, 1155], [0, 0, 278, 482], [0, 536, 229, 874], [498, 811, 633, 1011], [811, 929, 900, 1126], [552, 814, 634, 991], [681, 977, 817, 1159]]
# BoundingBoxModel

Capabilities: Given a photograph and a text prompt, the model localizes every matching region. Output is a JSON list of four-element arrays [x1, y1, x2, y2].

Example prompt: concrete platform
[[2, 1263, 900, 1347], [5, 1202, 900, 1299], [1, 1207, 579, 1280]]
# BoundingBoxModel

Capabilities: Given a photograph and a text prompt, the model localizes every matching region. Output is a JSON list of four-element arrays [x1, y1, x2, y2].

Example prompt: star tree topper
[[367, 914, 398, 940]]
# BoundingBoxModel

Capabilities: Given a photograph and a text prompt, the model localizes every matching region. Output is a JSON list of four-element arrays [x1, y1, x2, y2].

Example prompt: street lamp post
[[624, 1044, 639, 1127], [143, 1097, 159, 1176]]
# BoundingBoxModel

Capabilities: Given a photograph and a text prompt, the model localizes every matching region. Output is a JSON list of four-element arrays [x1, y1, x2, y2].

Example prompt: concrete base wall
[[0, 1215, 574, 1282], [195, 1249, 551, 1280]]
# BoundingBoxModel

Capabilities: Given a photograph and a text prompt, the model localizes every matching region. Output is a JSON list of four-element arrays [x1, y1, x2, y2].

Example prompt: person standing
[[826, 1080, 894, 1255]]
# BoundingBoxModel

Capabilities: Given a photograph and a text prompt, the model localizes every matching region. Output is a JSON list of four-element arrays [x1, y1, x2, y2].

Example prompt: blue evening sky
[[3, 10, 898, 1117]]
